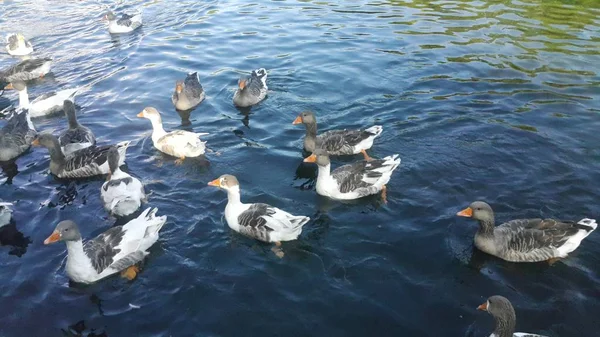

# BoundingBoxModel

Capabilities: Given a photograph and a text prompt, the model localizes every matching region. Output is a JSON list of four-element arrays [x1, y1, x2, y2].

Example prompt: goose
[[0, 58, 52, 83], [0, 202, 13, 228], [101, 147, 146, 217], [0, 107, 36, 161], [33, 133, 130, 179], [103, 10, 142, 34], [457, 201, 597, 263], [5, 33, 33, 56], [208, 174, 310, 257], [58, 99, 96, 156], [4, 81, 78, 117], [172, 72, 205, 111], [43, 208, 167, 283], [292, 111, 382, 161], [304, 149, 400, 203], [233, 68, 268, 107], [478, 295, 548, 337], [137, 107, 208, 165]]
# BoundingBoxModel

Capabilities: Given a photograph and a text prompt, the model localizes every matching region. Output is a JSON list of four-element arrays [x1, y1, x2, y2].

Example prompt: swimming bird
[[477, 295, 548, 337], [233, 68, 268, 107], [0, 107, 36, 162], [43, 207, 167, 283], [208, 174, 310, 256], [0, 202, 13, 227], [292, 111, 382, 161], [5, 33, 33, 56], [0, 58, 52, 83], [4, 81, 77, 117], [33, 133, 129, 179], [137, 107, 208, 165], [304, 149, 400, 203], [172, 72, 205, 111], [456, 201, 597, 263], [103, 10, 142, 34], [58, 100, 96, 156], [101, 147, 146, 217]]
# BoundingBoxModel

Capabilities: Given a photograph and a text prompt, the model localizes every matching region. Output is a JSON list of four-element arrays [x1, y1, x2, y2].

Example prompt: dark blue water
[[1, 0, 600, 336]]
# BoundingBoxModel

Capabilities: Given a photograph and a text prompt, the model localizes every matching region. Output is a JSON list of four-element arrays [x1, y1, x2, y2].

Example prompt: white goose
[[101, 147, 146, 217], [137, 107, 208, 164], [103, 10, 142, 34], [5, 33, 33, 56], [5, 81, 78, 118], [43, 208, 167, 283]]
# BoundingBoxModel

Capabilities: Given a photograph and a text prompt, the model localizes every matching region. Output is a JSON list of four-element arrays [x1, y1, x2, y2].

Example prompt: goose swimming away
[[33, 133, 130, 179], [233, 68, 268, 107], [456, 201, 597, 263], [103, 10, 142, 34], [58, 100, 96, 156], [0, 107, 36, 162], [0, 58, 52, 83], [5, 33, 33, 56], [478, 295, 548, 337], [172, 72, 205, 111], [101, 147, 146, 217], [304, 149, 400, 203], [43, 208, 167, 283], [208, 174, 310, 257], [4, 81, 77, 117], [292, 111, 382, 161], [137, 107, 208, 165]]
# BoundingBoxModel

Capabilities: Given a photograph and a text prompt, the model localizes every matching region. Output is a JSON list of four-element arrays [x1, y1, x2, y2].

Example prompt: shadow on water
[[61, 319, 107, 337], [0, 220, 31, 257], [0, 160, 19, 185], [235, 106, 253, 128]]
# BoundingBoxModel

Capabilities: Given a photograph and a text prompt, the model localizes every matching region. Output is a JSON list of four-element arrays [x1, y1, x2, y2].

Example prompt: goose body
[[172, 72, 205, 110], [104, 11, 142, 34], [208, 175, 310, 243], [457, 201, 597, 262], [233, 68, 268, 107], [43, 208, 167, 284], [5, 34, 33, 56], [478, 296, 547, 337], [0, 58, 52, 83], [58, 100, 96, 156], [5, 81, 77, 117], [0, 202, 13, 228], [101, 147, 146, 217], [0, 107, 36, 161]]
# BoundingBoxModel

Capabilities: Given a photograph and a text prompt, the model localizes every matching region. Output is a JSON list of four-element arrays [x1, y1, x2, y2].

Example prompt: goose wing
[[83, 226, 126, 274], [237, 203, 306, 242]]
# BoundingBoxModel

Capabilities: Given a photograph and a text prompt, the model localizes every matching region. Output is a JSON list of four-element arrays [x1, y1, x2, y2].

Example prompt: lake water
[[1, 0, 599, 336]]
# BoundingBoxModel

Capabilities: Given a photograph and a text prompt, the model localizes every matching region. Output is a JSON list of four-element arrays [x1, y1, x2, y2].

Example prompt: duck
[[477, 295, 547, 337], [5, 33, 33, 56], [43, 207, 167, 283], [103, 10, 142, 34], [0, 202, 13, 228], [137, 107, 208, 164], [172, 72, 205, 111], [0, 107, 36, 161], [101, 147, 146, 217], [0, 58, 52, 83], [303, 149, 400, 203], [58, 99, 96, 156], [292, 111, 383, 161], [233, 68, 268, 107], [457, 201, 597, 263], [4, 81, 78, 118], [33, 133, 130, 179], [208, 174, 310, 256]]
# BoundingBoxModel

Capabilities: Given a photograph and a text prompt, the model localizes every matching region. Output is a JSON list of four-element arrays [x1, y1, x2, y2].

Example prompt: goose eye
[[64, 228, 69, 232]]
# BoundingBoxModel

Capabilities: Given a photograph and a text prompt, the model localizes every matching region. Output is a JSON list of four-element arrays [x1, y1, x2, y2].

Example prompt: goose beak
[[292, 116, 302, 125], [4, 83, 13, 90], [457, 207, 473, 217], [208, 178, 221, 187], [31, 138, 40, 146], [176, 84, 182, 94], [239, 80, 246, 90], [44, 230, 61, 245], [303, 154, 317, 163], [477, 302, 488, 311], [136, 111, 145, 118]]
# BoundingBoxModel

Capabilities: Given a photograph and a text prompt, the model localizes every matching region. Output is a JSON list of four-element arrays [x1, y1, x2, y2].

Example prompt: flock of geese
[[0, 9, 597, 337]]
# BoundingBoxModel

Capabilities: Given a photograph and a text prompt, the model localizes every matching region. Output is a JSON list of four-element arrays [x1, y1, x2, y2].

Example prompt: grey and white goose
[[43, 208, 167, 283], [103, 11, 142, 34], [233, 68, 267, 107], [101, 147, 146, 217], [0, 202, 13, 228], [208, 174, 310, 256], [58, 100, 96, 156], [5, 33, 33, 56], [33, 133, 130, 179], [172, 72, 205, 111], [457, 201, 597, 263], [304, 149, 400, 203], [4, 81, 78, 118], [292, 111, 383, 161], [478, 295, 547, 337], [0, 58, 52, 83], [0, 106, 36, 162]]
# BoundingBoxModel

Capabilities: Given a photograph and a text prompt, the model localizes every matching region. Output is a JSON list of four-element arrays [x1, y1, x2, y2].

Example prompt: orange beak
[[292, 116, 302, 125], [477, 302, 488, 311], [207, 178, 221, 187], [44, 230, 61, 245], [239, 80, 246, 90], [176, 84, 183, 94], [457, 207, 473, 217], [136, 111, 144, 118], [4, 83, 13, 90], [31, 138, 40, 146], [303, 154, 317, 163]]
